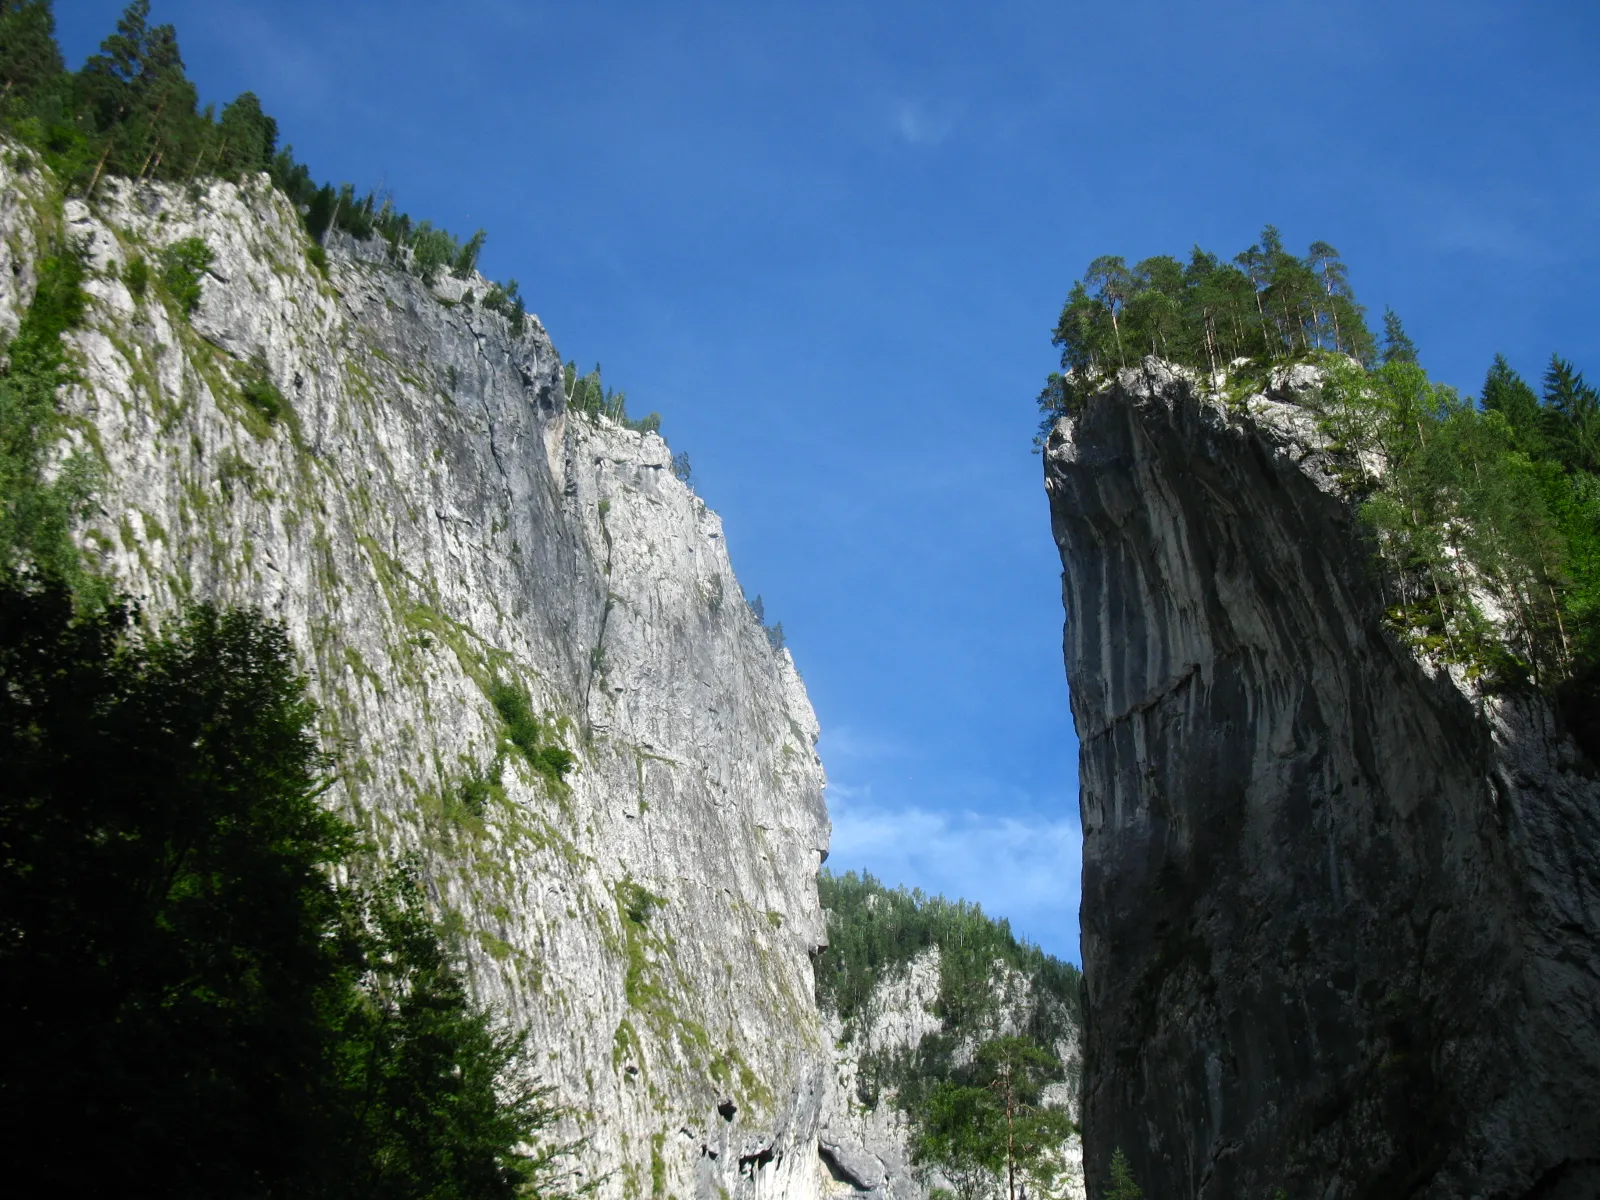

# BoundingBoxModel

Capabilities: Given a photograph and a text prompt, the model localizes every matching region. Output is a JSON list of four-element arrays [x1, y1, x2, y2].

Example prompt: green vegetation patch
[[160, 236, 213, 315], [565, 360, 662, 434], [121, 252, 149, 299], [0, 569, 574, 1196], [1039, 230, 1600, 760], [816, 869, 1081, 1040], [816, 869, 1082, 1189], [489, 676, 576, 787], [0, 231, 102, 597], [238, 352, 287, 426]]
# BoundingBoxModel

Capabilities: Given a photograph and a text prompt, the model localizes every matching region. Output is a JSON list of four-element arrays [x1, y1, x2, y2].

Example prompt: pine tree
[[1381, 307, 1418, 365], [1481, 354, 1545, 456], [1106, 1147, 1143, 1200], [1085, 256, 1135, 367], [78, 0, 202, 186], [0, 0, 63, 103], [1542, 355, 1600, 474], [0, 575, 569, 1197], [1233, 242, 1274, 357], [215, 90, 277, 177]]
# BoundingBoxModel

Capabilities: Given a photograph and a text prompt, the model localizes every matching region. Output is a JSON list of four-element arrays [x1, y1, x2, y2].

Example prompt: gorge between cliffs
[[3, 121, 1599, 1200]]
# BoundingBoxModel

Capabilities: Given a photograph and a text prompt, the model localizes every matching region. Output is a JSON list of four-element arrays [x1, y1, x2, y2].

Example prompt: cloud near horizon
[[824, 785, 1082, 962]]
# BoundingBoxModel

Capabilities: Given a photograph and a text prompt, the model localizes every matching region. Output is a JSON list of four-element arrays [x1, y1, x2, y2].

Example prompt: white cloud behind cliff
[[825, 781, 1082, 962]]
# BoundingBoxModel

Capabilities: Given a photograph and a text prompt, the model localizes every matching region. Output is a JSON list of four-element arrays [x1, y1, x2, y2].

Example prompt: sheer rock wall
[[3, 157, 832, 1200], [1044, 361, 1600, 1200]]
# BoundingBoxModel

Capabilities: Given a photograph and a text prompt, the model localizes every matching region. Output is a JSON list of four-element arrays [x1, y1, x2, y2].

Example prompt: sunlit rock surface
[[3, 155, 832, 1200], [1045, 360, 1600, 1199]]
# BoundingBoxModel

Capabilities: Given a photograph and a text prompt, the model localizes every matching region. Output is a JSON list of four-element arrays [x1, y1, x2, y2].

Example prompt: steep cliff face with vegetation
[[812, 872, 1085, 1200], [1044, 357, 1600, 1200], [0, 141, 833, 1198]]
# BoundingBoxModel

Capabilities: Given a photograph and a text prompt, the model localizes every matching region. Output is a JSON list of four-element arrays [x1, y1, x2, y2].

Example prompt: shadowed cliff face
[[1044, 361, 1600, 1200]]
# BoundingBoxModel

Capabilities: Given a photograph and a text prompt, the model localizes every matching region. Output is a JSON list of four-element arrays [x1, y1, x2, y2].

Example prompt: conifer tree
[[0, 0, 62, 103], [1106, 1148, 1143, 1200], [215, 90, 277, 177], [1380, 307, 1418, 365], [1085, 255, 1135, 367], [1482, 354, 1545, 455], [1542, 355, 1600, 474], [0, 575, 567, 1198]]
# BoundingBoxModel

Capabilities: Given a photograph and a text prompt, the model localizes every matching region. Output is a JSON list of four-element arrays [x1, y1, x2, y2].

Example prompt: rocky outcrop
[[4, 155, 831, 1200], [1044, 360, 1600, 1199], [819, 948, 1086, 1200], [820, 950, 944, 1200]]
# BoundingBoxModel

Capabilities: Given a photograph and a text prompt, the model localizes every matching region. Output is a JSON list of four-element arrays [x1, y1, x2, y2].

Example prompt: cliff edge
[[1044, 360, 1600, 1199]]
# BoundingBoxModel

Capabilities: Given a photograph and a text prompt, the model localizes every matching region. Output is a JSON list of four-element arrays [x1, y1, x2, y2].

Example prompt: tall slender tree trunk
[[1549, 581, 1571, 667], [136, 98, 170, 181], [1005, 1088, 1016, 1200], [86, 142, 115, 196]]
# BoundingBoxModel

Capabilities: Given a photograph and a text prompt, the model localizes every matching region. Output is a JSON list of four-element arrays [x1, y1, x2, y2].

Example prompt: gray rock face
[[1044, 361, 1600, 1200], [4, 157, 832, 1200]]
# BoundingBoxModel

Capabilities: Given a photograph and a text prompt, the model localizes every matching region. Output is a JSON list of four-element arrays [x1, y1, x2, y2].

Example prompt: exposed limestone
[[1045, 359, 1600, 1200], [3, 153, 832, 1200]]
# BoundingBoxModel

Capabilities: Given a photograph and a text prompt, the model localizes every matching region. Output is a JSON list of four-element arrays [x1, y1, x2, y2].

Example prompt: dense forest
[[815, 871, 1083, 1200], [1039, 232, 1600, 758], [0, 576, 570, 1198]]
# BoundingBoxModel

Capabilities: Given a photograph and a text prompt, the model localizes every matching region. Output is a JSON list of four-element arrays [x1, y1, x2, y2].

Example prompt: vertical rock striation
[[3, 156, 831, 1200], [1044, 361, 1600, 1199]]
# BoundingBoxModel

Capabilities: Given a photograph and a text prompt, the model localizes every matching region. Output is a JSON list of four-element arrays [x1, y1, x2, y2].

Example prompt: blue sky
[[59, 1, 1600, 962]]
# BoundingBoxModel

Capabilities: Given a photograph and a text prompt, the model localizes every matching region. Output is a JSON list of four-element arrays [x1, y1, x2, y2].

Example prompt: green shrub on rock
[[160, 236, 212, 315]]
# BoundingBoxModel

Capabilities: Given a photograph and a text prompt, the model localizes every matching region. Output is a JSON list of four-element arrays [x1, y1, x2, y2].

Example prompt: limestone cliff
[[2, 156, 830, 1200], [1044, 360, 1600, 1199]]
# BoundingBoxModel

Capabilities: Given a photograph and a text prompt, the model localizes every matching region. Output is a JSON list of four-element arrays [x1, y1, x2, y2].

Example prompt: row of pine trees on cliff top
[[0, 0, 536, 314], [0, 0, 674, 427], [1040, 231, 1600, 760]]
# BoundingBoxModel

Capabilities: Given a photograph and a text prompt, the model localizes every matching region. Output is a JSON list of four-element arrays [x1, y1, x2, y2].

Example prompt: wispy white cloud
[[890, 99, 954, 147], [825, 793, 1081, 960]]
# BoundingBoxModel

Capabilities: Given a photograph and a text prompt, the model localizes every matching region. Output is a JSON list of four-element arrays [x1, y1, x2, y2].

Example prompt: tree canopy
[[1036, 226, 1376, 431], [0, 572, 567, 1198], [1038, 235, 1600, 760], [0, 2, 526, 323], [912, 1037, 1076, 1200]]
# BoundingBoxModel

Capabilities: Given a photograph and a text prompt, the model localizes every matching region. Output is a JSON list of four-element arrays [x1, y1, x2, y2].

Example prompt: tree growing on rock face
[[1105, 1148, 1142, 1200], [0, 0, 63, 103], [1542, 354, 1600, 476], [913, 1036, 1075, 1200], [1380, 306, 1418, 365], [1084, 255, 1135, 368]]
